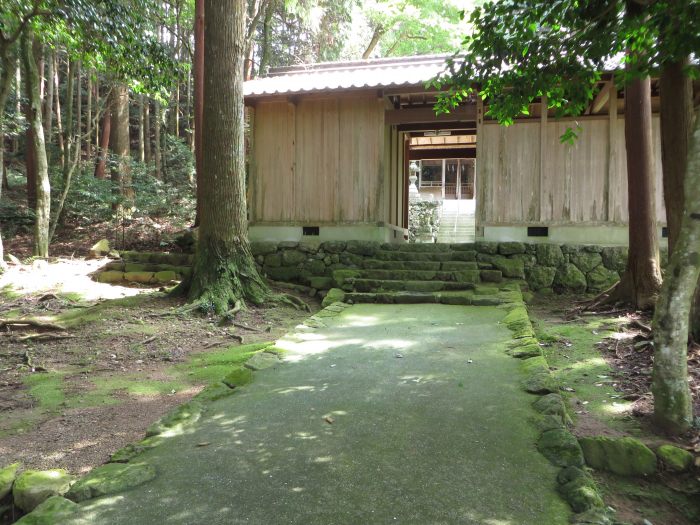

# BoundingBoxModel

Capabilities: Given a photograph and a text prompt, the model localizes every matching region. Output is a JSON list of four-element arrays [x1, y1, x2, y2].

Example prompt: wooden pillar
[[606, 80, 618, 222]]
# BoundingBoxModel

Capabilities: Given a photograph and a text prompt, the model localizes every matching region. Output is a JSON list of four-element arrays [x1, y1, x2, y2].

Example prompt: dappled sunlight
[[0, 258, 148, 302], [272, 384, 326, 395]]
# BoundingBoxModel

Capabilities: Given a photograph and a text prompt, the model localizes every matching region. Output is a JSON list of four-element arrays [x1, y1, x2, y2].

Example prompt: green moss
[[579, 436, 657, 476], [656, 444, 693, 472], [557, 467, 605, 513], [0, 462, 20, 500], [537, 429, 585, 468], [23, 373, 66, 410], [222, 367, 253, 389], [192, 383, 236, 403], [146, 401, 204, 437], [332, 269, 361, 288], [14, 496, 78, 525], [12, 470, 74, 512], [322, 288, 346, 307], [520, 356, 558, 394], [110, 436, 164, 463], [66, 462, 156, 502], [1, 284, 22, 299], [502, 306, 535, 339], [96, 271, 125, 283], [177, 342, 272, 384]]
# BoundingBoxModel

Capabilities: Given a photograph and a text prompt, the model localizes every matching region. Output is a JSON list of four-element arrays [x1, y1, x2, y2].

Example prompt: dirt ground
[[0, 258, 319, 475]]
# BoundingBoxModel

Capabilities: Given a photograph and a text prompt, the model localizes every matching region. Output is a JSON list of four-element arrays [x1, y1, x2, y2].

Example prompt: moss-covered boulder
[[533, 394, 568, 420], [88, 239, 110, 258], [264, 253, 282, 268], [13, 470, 74, 512], [586, 266, 619, 292], [656, 444, 694, 472], [345, 240, 379, 256], [251, 242, 278, 256], [521, 356, 558, 394], [554, 264, 587, 293], [480, 270, 502, 283], [475, 241, 498, 254], [264, 266, 302, 282], [322, 288, 346, 307], [96, 270, 125, 283], [14, 496, 78, 525], [0, 462, 20, 500], [322, 241, 346, 253], [537, 429, 585, 468], [509, 341, 541, 358], [498, 242, 526, 255], [492, 256, 525, 279], [282, 250, 306, 266], [536, 244, 565, 267], [502, 307, 535, 339], [222, 367, 253, 389], [557, 466, 605, 513], [526, 266, 557, 291], [192, 383, 236, 404], [332, 269, 361, 288], [109, 436, 163, 463], [309, 276, 333, 290], [66, 463, 156, 502], [569, 252, 603, 274], [145, 401, 204, 438], [601, 246, 627, 273], [579, 436, 657, 476]]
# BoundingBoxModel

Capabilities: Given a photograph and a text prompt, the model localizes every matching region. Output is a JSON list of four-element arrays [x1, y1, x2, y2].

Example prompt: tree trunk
[[362, 24, 385, 59], [42, 48, 53, 146], [612, 74, 663, 309], [652, 115, 700, 435], [86, 70, 92, 159], [94, 89, 111, 179], [0, 50, 15, 271], [63, 59, 74, 184], [188, 0, 268, 312], [144, 98, 151, 164], [13, 59, 20, 154], [138, 94, 145, 163], [194, 0, 204, 224], [54, 56, 64, 168], [25, 127, 36, 208], [258, 1, 273, 76], [110, 83, 133, 205], [154, 100, 162, 179], [75, 60, 82, 159], [22, 30, 50, 258]]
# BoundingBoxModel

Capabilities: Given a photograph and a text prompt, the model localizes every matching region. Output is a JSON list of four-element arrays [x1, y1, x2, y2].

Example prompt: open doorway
[[407, 131, 477, 243]]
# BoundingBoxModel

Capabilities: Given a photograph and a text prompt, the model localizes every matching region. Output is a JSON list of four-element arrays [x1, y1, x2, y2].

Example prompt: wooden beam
[[587, 81, 613, 115], [385, 105, 476, 125], [408, 147, 476, 160], [396, 122, 475, 132]]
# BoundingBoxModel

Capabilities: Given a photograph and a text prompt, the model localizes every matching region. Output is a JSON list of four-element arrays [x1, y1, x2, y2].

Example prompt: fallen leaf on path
[[324, 417, 335, 424]]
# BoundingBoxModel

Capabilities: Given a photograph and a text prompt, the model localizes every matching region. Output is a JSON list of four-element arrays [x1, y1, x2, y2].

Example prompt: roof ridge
[[267, 54, 451, 77]]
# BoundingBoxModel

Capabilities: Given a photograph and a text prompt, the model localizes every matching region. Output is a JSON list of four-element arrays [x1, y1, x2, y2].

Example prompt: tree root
[[272, 293, 310, 312], [0, 318, 66, 331]]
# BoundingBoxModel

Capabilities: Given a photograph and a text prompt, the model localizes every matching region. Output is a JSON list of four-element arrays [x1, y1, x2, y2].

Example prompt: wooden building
[[244, 55, 672, 245]]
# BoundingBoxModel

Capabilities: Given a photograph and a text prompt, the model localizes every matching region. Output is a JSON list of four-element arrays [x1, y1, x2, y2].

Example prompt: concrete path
[[64, 305, 570, 525]]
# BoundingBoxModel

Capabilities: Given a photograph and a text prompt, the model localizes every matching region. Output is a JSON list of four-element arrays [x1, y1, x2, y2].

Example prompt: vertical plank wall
[[250, 94, 385, 224], [477, 116, 666, 226]]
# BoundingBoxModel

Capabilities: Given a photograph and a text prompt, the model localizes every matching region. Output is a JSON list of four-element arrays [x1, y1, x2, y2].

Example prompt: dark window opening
[[303, 226, 320, 236], [527, 226, 549, 237], [662, 227, 668, 238]]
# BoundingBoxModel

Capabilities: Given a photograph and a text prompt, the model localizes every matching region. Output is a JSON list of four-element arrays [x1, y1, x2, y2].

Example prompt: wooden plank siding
[[478, 115, 666, 226], [250, 94, 385, 224]]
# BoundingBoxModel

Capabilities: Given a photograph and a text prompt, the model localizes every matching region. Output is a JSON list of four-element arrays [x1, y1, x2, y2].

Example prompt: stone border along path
[[14, 284, 613, 525]]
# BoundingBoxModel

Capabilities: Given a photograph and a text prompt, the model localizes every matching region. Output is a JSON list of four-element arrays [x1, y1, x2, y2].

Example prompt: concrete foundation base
[[481, 225, 668, 247], [249, 224, 407, 244]]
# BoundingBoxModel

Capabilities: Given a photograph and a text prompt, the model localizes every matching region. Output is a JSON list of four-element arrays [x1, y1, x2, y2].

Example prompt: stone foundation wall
[[251, 241, 663, 294]]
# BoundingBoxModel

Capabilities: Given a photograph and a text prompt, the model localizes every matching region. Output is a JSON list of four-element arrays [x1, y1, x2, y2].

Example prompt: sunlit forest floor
[[0, 258, 319, 475]]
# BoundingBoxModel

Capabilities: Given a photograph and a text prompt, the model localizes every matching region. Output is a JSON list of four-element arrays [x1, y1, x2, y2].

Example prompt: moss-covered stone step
[[374, 250, 477, 262], [118, 251, 193, 266], [361, 259, 442, 271], [352, 279, 477, 293], [348, 269, 480, 283], [96, 270, 183, 285], [342, 290, 506, 306], [103, 262, 192, 276]]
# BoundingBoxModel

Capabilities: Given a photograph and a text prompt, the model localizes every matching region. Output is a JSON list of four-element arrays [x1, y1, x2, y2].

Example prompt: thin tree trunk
[[13, 58, 20, 154], [110, 83, 132, 204], [362, 24, 384, 59], [186, 67, 193, 152], [86, 70, 92, 159], [187, 0, 268, 312], [0, 50, 14, 271], [75, 60, 82, 159], [63, 59, 74, 184], [42, 47, 53, 145], [138, 94, 145, 163], [652, 115, 700, 435], [54, 56, 64, 168], [94, 89, 111, 179], [22, 30, 50, 258], [144, 98, 151, 164], [610, 75, 662, 309], [193, 0, 204, 224], [154, 99, 162, 179], [258, 1, 273, 76]]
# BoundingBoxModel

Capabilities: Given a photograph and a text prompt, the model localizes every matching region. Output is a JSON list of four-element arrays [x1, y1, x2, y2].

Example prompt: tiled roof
[[244, 54, 449, 97]]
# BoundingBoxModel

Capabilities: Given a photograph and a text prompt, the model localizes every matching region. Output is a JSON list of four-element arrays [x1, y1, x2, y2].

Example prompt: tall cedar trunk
[[154, 100, 162, 179], [652, 115, 700, 435], [86, 70, 92, 159], [615, 74, 662, 309], [94, 89, 111, 179], [75, 60, 81, 159], [258, 1, 273, 76], [22, 30, 50, 257], [13, 59, 20, 154], [42, 48, 53, 146], [144, 98, 151, 164], [138, 94, 145, 163], [25, 127, 36, 208], [63, 59, 74, 184], [110, 84, 133, 205], [54, 57, 64, 167], [188, 0, 268, 312], [193, 0, 204, 225], [0, 50, 14, 271]]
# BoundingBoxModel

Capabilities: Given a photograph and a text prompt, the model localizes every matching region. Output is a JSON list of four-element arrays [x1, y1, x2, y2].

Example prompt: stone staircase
[[436, 200, 476, 243], [331, 243, 506, 303]]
